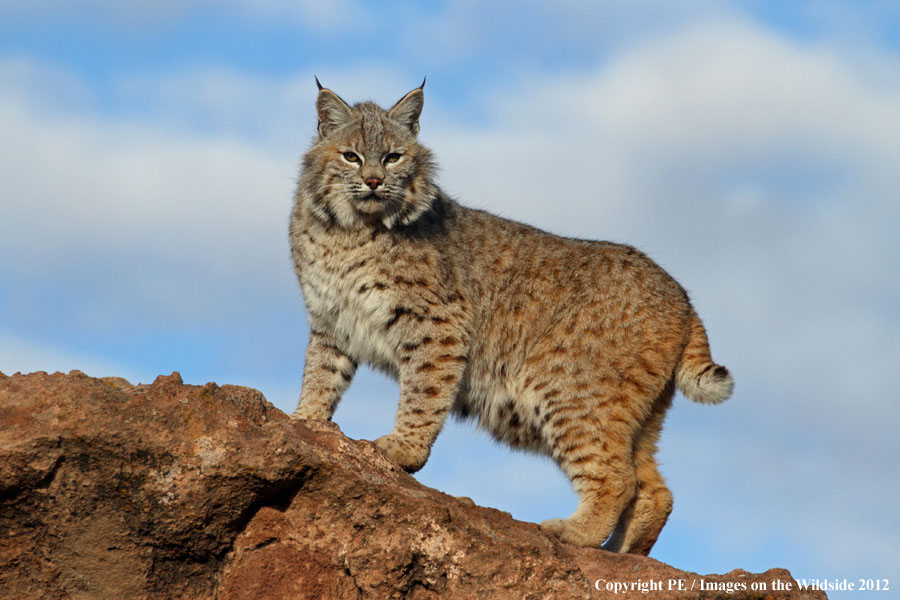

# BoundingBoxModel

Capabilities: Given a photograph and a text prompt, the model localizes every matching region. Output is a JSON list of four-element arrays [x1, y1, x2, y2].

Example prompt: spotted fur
[[289, 81, 733, 555]]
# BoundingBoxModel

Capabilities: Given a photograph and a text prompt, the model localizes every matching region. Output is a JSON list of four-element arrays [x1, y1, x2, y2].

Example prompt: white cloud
[[0, 59, 300, 327], [433, 19, 900, 215]]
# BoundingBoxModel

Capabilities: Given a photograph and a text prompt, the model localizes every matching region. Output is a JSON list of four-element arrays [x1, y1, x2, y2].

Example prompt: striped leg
[[539, 397, 641, 548], [375, 329, 467, 473], [293, 331, 357, 421], [602, 384, 674, 555]]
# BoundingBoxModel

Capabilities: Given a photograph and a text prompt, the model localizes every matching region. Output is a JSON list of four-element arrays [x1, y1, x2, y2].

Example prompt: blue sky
[[2, 1, 898, 596]]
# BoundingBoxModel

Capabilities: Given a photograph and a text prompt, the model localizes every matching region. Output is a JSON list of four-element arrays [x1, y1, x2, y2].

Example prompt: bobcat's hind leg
[[603, 383, 675, 555], [539, 399, 641, 548]]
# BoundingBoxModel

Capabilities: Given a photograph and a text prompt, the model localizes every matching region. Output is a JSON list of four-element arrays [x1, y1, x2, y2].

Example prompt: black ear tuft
[[315, 76, 324, 91]]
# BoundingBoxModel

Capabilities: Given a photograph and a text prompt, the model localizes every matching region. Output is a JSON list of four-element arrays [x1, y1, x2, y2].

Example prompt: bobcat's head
[[298, 79, 437, 230]]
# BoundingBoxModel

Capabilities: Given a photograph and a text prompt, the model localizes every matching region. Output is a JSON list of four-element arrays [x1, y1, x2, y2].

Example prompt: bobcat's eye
[[342, 151, 360, 163], [384, 153, 402, 164]]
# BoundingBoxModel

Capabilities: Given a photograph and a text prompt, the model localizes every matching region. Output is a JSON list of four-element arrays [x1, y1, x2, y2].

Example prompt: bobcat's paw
[[539, 518, 569, 540], [374, 434, 429, 473], [540, 517, 604, 548], [291, 402, 331, 421]]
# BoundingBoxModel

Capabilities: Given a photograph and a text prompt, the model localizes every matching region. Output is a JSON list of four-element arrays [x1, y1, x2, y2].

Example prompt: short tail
[[675, 309, 734, 405]]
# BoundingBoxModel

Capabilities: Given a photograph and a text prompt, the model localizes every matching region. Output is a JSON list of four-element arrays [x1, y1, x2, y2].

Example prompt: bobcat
[[289, 79, 733, 554]]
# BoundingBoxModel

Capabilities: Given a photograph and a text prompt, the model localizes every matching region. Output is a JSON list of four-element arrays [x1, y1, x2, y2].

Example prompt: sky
[[1, 1, 898, 596]]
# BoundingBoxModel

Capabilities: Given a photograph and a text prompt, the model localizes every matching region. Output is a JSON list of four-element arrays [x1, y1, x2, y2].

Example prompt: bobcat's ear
[[388, 78, 426, 135], [315, 78, 353, 138]]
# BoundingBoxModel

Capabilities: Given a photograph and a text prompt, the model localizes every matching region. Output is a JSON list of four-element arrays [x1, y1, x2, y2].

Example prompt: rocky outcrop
[[0, 370, 824, 599]]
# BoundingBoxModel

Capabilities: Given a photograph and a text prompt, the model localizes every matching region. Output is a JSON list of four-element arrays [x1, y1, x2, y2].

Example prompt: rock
[[0, 371, 826, 599]]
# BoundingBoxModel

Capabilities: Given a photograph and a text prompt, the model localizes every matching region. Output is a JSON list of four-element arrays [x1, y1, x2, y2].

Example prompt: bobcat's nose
[[365, 177, 383, 190]]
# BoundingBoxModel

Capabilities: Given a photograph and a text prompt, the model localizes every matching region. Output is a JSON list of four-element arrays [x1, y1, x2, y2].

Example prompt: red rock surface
[[0, 370, 826, 599]]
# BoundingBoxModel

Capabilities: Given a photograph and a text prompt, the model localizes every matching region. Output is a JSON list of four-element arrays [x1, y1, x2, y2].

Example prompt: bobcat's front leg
[[293, 330, 357, 421], [376, 329, 468, 472]]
